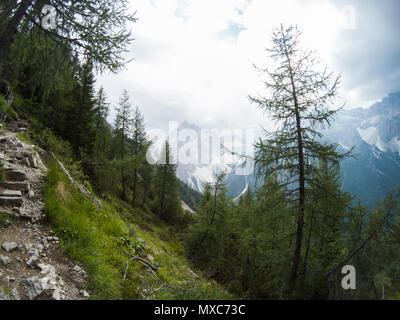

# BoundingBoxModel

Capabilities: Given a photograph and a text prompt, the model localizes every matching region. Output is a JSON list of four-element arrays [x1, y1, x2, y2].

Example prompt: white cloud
[[98, 0, 398, 136]]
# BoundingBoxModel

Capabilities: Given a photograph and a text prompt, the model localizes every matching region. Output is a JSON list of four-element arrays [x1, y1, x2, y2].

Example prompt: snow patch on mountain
[[184, 163, 232, 193], [357, 126, 386, 151], [387, 136, 400, 155]]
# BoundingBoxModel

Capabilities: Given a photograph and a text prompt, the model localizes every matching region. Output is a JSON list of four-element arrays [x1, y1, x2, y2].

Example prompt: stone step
[[5, 169, 27, 182], [0, 190, 22, 198], [0, 196, 23, 207], [0, 181, 29, 192]]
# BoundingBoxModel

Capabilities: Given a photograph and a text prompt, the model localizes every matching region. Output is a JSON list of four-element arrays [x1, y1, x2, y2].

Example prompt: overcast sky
[[98, 0, 400, 134]]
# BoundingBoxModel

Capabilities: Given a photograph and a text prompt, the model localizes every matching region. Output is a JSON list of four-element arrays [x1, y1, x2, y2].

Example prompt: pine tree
[[131, 106, 147, 207], [114, 89, 133, 200], [94, 87, 110, 129], [75, 59, 97, 156], [155, 140, 181, 221], [249, 24, 347, 288]]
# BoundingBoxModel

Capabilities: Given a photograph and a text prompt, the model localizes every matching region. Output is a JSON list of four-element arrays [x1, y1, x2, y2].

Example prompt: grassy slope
[[43, 160, 233, 300]]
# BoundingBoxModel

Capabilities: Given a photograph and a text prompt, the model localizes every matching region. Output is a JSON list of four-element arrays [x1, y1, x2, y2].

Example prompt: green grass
[[43, 160, 233, 300], [0, 95, 18, 120], [16, 131, 33, 145]]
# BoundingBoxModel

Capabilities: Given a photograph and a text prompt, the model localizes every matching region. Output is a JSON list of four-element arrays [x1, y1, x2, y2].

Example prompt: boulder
[[2, 242, 18, 252], [20, 264, 64, 300]]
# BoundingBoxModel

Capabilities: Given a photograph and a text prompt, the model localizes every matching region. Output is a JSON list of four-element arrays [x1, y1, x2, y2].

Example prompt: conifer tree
[[249, 24, 346, 288], [114, 89, 133, 200], [155, 140, 181, 221], [131, 106, 147, 207], [94, 87, 110, 129], [0, 0, 137, 73]]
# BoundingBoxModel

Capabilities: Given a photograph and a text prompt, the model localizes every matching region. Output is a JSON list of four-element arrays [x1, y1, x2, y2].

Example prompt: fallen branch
[[121, 250, 176, 291], [147, 266, 176, 290], [123, 260, 129, 281], [50, 152, 102, 208], [122, 249, 159, 271]]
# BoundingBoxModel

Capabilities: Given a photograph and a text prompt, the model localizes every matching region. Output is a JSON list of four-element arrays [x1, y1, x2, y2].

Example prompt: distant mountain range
[[324, 91, 400, 207], [176, 92, 400, 208]]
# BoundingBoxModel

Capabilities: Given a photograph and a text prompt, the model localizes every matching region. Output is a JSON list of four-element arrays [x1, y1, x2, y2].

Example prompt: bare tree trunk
[[302, 210, 314, 275]]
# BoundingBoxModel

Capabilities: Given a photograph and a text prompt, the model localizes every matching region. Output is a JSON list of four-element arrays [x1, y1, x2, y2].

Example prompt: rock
[[26, 255, 38, 268], [0, 254, 11, 266], [0, 288, 10, 300], [19, 276, 46, 300], [2, 242, 18, 252], [28, 190, 35, 199], [20, 264, 64, 300], [52, 288, 61, 300], [18, 157, 31, 167], [28, 155, 38, 169], [80, 290, 90, 298], [73, 265, 86, 277], [11, 288, 20, 300], [6, 150, 28, 160], [12, 207, 21, 215], [47, 236, 58, 242], [3, 276, 15, 282], [26, 247, 40, 268]]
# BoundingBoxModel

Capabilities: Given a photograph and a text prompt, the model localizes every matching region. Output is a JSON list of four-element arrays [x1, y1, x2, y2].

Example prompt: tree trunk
[[132, 167, 137, 206], [285, 44, 305, 288], [0, 0, 33, 63], [121, 128, 126, 201], [159, 143, 168, 218], [131, 133, 138, 206], [303, 210, 314, 275]]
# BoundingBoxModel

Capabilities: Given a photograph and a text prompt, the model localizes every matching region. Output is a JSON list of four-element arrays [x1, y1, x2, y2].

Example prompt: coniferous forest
[[0, 0, 400, 301]]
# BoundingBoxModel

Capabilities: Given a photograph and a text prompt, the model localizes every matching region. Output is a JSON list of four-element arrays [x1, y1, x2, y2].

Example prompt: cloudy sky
[[98, 0, 400, 134]]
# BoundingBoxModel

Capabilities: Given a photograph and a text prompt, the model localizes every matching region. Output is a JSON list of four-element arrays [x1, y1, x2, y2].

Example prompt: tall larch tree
[[249, 24, 346, 289]]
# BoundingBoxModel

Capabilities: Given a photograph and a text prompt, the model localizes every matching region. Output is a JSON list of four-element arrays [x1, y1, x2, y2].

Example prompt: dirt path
[[0, 129, 88, 300]]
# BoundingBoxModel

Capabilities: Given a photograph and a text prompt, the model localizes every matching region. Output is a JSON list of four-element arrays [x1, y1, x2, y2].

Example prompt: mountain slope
[[177, 92, 400, 207], [324, 91, 400, 207]]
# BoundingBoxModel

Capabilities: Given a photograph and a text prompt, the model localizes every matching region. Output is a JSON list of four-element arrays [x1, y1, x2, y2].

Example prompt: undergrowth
[[43, 160, 233, 300]]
